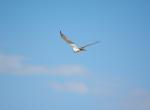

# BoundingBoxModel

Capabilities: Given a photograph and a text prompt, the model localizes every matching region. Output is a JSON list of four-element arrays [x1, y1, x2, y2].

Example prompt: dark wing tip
[[60, 30, 63, 37]]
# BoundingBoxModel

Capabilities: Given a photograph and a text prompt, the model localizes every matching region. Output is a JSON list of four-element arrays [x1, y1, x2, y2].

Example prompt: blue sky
[[0, 0, 150, 110]]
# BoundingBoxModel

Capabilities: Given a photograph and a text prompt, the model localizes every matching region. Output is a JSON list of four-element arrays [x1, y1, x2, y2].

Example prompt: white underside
[[69, 44, 81, 53], [72, 47, 80, 52]]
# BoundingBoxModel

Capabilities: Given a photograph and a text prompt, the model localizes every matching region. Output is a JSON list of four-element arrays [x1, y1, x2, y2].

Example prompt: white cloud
[[122, 89, 150, 110], [51, 65, 88, 76], [0, 54, 24, 73], [50, 82, 88, 94], [0, 53, 88, 76]]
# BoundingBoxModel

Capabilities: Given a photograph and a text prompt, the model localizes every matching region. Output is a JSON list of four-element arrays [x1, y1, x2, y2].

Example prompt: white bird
[[60, 31, 100, 53]]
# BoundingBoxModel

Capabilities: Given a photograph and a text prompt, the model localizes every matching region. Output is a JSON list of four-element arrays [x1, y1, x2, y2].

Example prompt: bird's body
[[60, 31, 99, 53], [71, 44, 80, 52]]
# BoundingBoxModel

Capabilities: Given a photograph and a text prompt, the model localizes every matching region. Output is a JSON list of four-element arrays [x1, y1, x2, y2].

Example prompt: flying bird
[[60, 31, 100, 53]]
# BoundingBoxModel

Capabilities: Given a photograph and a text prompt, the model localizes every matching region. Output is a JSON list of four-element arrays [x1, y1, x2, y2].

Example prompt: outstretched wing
[[60, 31, 79, 49], [80, 41, 100, 49], [60, 31, 74, 44]]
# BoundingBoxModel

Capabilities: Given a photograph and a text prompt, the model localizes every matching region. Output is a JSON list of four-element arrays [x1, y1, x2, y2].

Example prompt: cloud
[[50, 82, 88, 94], [121, 89, 150, 110], [0, 53, 88, 76], [50, 65, 88, 76], [0, 54, 25, 73]]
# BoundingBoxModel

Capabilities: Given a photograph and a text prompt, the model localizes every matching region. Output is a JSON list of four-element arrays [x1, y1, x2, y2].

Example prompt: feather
[[60, 31, 74, 44]]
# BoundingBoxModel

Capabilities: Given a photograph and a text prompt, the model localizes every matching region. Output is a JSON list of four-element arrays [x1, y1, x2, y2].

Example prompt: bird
[[60, 31, 100, 53]]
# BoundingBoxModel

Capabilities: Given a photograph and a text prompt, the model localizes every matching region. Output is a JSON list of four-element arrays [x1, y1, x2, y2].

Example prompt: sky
[[0, 0, 150, 110]]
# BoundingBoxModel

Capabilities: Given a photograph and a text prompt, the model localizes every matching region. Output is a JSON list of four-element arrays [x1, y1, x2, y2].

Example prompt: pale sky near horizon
[[0, 0, 150, 110]]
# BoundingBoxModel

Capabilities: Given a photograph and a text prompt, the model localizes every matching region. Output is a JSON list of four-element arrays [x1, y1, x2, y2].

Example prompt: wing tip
[[60, 30, 63, 36]]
